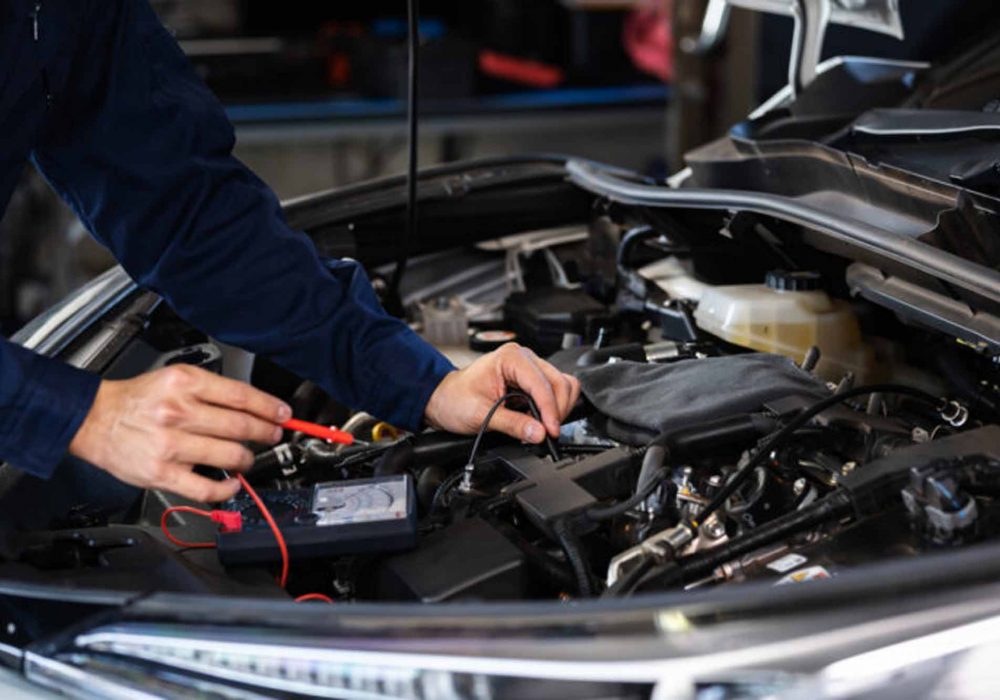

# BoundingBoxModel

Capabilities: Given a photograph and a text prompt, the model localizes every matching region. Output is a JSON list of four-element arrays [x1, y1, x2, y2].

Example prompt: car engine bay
[[10, 194, 990, 606], [3, 46, 1000, 603]]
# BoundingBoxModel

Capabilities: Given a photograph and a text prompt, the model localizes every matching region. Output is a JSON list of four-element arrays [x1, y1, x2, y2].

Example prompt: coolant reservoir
[[693, 271, 877, 383]]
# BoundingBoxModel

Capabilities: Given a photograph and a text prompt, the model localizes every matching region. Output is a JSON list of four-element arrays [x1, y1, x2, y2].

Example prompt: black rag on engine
[[576, 354, 829, 443]]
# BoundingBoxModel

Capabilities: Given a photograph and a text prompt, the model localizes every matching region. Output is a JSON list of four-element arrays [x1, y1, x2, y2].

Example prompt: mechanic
[[0, 0, 580, 503]]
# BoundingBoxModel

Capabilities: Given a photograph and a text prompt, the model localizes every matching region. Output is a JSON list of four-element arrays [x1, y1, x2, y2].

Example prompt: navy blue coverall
[[0, 0, 454, 479]]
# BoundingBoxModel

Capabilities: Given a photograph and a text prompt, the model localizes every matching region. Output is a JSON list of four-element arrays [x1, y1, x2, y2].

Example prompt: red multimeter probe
[[281, 418, 355, 445]]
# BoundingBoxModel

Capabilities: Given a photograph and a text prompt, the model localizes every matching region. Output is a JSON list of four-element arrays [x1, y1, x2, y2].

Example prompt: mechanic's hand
[[424, 343, 580, 443], [69, 365, 291, 503]]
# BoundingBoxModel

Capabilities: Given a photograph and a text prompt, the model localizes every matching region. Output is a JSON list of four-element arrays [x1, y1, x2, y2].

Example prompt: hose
[[374, 440, 414, 477], [691, 385, 943, 528], [936, 352, 999, 415], [430, 471, 465, 513], [635, 445, 668, 497], [637, 414, 778, 497], [586, 468, 669, 521], [494, 523, 577, 591], [553, 518, 594, 597], [601, 557, 653, 598], [248, 443, 302, 482]]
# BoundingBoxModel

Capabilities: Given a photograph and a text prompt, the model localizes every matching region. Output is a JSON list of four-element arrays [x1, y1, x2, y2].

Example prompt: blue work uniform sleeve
[[0, 338, 100, 479], [30, 0, 455, 434]]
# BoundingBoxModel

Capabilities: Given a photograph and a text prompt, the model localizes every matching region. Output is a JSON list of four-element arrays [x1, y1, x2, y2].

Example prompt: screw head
[[704, 521, 726, 539]]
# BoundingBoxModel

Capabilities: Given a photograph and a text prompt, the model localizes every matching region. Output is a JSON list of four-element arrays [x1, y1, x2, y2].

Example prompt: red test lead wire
[[235, 475, 331, 602], [281, 418, 354, 445], [160, 463, 334, 602], [235, 473, 289, 588], [294, 593, 334, 604], [160, 506, 242, 549]]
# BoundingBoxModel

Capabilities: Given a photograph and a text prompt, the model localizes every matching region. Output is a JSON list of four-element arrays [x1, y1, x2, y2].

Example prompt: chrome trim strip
[[24, 652, 161, 700], [0, 640, 23, 667], [72, 598, 1000, 685], [854, 123, 1000, 137], [12, 267, 137, 357]]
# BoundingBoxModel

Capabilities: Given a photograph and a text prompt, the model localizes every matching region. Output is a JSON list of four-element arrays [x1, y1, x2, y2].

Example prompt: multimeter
[[216, 474, 417, 567]]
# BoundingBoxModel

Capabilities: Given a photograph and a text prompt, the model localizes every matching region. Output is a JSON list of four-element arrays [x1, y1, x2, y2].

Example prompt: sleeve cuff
[[398, 356, 457, 432], [2, 348, 101, 480]]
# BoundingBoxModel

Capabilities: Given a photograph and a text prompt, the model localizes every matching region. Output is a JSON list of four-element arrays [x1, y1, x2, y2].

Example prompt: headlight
[[25, 623, 654, 699]]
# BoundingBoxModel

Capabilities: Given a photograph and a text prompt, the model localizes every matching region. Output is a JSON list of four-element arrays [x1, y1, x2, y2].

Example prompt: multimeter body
[[216, 474, 417, 567]]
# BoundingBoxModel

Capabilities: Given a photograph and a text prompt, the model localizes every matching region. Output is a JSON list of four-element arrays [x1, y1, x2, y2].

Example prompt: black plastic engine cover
[[376, 518, 525, 602], [496, 446, 639, 534]]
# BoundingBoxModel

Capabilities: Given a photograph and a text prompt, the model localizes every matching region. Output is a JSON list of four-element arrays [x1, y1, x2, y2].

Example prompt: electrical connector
[[210, 510, 243, 533]]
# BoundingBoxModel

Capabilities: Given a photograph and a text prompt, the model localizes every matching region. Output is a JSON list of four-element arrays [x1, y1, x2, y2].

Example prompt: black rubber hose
[[411, 432, 476, 462], [494, 523, 577, 591], [936, 352, 999, 415], [692, 385, 943, 528], [635, 445, 668, 498], [633, 491, 854, 594], [373, 441, 414, 477], [553, 518, 594, 597], [587, 468, 669, 521], [248, 443, 302, 482], [601, 557, 653, 599], [430, 470, 465, 513], [637, 414, 778, 496]]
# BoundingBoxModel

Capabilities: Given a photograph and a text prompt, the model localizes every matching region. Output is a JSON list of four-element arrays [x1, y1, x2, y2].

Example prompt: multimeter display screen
[[313, 476, 409, 526]]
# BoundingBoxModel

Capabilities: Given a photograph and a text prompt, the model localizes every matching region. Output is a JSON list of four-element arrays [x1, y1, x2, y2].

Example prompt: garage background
[[0, 0, 992, 334]]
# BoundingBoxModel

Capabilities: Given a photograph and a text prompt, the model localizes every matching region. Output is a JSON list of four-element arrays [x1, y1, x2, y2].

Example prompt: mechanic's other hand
[[69, 365, 291, 503], [424, 343, 580, 443]]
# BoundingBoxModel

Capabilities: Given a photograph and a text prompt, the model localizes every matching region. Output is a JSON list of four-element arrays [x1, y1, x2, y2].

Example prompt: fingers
[[163, 466, 242, 503], [165, 433, 255, 472], [166, 365, 290, 423], [501, 344, 586, 437], [488, 406, 546, 444], [183, 404, 283, 445], [499, 344, 560, 437], [526, 349, 581, 420]]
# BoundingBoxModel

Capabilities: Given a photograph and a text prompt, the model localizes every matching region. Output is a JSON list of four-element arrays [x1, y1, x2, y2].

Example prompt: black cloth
[[577, 354, 829, 443]]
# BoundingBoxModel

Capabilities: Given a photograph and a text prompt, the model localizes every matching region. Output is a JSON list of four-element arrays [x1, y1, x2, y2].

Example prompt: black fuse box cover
[[376, 518, 525, 603], [503, 287, 611, 355]]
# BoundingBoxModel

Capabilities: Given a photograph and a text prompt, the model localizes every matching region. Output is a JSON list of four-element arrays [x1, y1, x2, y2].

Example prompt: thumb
[[488, 407, 546, 444]]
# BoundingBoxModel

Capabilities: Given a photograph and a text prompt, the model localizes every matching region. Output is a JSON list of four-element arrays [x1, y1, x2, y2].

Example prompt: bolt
[[793, 478, 807, 496], [704, 520, 726, 540], [841, 461, 857, 476], [6, 623, 15, 635], [679, 467, 693, 489], [912, 427, 930, 443]]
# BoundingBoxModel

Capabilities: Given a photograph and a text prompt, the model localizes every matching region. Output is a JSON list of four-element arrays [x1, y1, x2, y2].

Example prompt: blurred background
[[0, 0, 993, 334]]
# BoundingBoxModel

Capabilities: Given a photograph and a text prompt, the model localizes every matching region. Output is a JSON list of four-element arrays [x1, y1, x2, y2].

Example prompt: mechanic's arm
[[30, 0, 576, 500]]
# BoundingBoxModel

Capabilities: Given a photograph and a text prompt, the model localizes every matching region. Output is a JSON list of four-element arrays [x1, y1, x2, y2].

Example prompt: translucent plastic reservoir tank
[[693, 271, 877, 383]]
